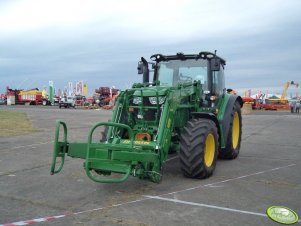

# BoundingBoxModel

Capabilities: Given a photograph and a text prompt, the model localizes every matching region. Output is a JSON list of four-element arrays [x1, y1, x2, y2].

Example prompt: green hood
[[133, 86, 169, 97]]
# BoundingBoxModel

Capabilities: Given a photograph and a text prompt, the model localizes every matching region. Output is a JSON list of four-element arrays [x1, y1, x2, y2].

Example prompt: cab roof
[[150, 51, 226, 65]]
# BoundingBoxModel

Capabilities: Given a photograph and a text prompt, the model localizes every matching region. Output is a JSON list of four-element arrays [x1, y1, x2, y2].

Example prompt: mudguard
[[219, 95, 243, 148], [191, 94, 243, 149]]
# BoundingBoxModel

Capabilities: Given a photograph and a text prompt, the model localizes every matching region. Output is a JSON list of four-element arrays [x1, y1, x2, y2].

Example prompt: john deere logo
[[267, 206, 298, 224]]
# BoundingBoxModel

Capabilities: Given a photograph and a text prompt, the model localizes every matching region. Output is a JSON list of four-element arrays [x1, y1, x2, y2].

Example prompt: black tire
[[179, 118, 219, 179], [219, 102, 242, 159], [59, 104, 61, 108]]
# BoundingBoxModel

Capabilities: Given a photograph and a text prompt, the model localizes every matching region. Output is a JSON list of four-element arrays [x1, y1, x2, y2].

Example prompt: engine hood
[[133, 86, 169, 97]]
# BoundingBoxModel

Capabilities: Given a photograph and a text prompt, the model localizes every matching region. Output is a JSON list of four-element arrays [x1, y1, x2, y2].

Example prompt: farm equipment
[[94, 87, 119, 107], [6, 87, 47, 105], [51, 51, 243, 183], [74, 95, 86, 107], [262, 81, 299, 111]]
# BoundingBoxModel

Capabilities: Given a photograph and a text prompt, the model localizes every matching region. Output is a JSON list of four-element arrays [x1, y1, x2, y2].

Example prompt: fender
[[218, 94, 243, 148], [190, 112, 222, 146]]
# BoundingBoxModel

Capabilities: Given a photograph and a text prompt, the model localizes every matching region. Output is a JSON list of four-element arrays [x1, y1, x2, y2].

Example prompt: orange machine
[[262, 82, 292, 110]]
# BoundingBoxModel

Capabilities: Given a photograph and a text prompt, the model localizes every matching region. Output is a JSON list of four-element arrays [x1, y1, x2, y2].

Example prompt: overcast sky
[[0, 0, 301, 96]]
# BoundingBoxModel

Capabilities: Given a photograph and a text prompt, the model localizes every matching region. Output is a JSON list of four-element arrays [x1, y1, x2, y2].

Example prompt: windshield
[[157, 59, 208, 88]]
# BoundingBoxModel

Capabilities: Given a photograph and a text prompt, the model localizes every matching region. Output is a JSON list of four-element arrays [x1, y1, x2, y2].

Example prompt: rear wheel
[[219, 102, 242, 159], [179, 119, 219, 179]]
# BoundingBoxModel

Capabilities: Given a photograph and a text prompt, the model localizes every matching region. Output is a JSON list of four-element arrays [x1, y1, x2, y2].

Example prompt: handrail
[[50, 120, 67, 175], [85, 122, 134, 183]]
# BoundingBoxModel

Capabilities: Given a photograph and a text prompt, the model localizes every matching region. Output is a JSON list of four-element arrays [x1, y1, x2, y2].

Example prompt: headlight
[[133, 96, 142, 104], [149, 96, 166, 105]]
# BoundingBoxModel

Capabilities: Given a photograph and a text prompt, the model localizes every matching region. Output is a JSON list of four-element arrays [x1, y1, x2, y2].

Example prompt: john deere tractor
[[51, 51, 243, 183]]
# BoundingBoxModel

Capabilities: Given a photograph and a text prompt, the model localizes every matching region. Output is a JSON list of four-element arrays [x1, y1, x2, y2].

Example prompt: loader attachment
[[51, 121, 67, 175], [51, 121, 161, 183], [84, 122, 134, 183]]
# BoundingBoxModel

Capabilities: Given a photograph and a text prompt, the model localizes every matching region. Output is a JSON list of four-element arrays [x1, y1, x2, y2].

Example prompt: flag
[[76, 81, 83, 95], [83, 83, 88, 97], [68, 82, 73, 96]]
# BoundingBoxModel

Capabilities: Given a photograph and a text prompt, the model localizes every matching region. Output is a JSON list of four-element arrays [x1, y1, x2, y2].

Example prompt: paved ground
[[0, 105, 300, 226]]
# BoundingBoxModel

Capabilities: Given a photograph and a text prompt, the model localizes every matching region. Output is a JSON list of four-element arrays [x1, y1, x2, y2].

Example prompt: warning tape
[[1, 215, 66, 226]]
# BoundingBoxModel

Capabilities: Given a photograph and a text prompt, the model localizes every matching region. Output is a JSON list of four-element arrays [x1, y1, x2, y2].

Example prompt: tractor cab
[[138, 52, 226, 107]]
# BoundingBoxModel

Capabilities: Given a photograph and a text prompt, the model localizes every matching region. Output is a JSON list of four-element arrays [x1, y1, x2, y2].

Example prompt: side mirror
[[137, 61, 144, 74], [210, 58, 221, 71], [137, 57, 149, 83]]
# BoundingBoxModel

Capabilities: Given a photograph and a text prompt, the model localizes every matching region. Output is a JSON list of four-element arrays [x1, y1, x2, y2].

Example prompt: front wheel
[[219, 102, 242, 159], [179, 119, 219, 179]]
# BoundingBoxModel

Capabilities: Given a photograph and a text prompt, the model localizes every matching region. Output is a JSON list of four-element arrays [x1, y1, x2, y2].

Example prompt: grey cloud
[[1, 1, 301, 96]]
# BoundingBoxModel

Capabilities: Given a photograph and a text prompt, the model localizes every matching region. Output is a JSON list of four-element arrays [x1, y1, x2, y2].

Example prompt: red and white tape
[[1, 215, 66, 226]]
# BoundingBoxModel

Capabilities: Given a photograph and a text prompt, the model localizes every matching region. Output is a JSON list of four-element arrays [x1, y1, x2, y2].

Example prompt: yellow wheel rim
[[204, 133, 215, 167], [232, 112, 240, 149]]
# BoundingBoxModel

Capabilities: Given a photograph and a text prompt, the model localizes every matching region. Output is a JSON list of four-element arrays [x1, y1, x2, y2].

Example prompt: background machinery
[[93, 87, 119, 108], [6, 87, 49, 105], [264, 81, 299, 110], [51, 51, 243, 183]]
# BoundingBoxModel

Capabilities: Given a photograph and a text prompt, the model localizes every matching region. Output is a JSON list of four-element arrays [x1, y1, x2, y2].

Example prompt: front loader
[[51, 51, 243, 183]]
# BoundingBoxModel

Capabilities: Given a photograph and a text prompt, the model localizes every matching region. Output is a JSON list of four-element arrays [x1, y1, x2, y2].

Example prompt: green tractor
[[51, 51, 243, 183]]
